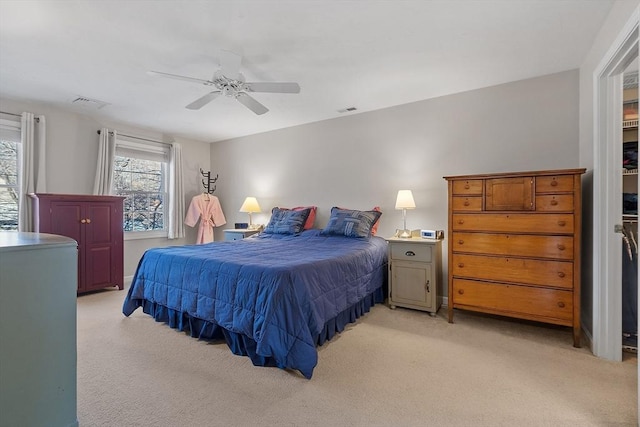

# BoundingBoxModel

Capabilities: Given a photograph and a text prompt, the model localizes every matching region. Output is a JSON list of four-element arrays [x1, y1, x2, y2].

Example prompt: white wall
[[578, 0, 640, 338], [211, 70, 580, 295], [0, 98, 211, 277]]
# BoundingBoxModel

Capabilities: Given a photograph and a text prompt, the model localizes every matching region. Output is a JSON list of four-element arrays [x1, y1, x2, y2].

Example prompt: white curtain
[[18, 112, 46, 232], [168, 142, 185, 239], [93, 128, 116, 195]]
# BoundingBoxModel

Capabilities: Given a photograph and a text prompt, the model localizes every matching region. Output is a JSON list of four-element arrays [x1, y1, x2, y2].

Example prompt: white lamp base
[[398, 229, 412, 238]]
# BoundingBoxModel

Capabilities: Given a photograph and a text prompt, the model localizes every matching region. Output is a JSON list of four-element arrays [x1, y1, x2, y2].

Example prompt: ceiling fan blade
[[186, 91, 222, 110], [148, 70, 211, 85], [236, 93, 269, 115], [219, 50, 242, 80], [245, 82, 301, 94]]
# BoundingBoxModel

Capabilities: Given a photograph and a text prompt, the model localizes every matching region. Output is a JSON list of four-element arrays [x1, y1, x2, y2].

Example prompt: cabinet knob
[[425, 280, 430, 293], [405, 251, 415, 257], [458, 263, 464, 268], [557, 244, 565, 251], [80, 219, 86, 224], [557, 220, 566, 226], [558, 272, 566, 278], [458, 240, 464, 245], [550, 199, 558, 206], [463, 200, 470, 206], [551, 180, 558, 186], [557, 301, 565, 308], [458, 289, 465, 295], [86, 218, 91, 224]]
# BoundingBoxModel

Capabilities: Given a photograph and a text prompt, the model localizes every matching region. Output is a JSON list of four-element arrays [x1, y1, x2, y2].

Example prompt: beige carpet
[[77, 288, 637, 426]]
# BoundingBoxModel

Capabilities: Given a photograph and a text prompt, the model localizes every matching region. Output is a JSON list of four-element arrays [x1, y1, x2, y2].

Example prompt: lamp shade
[[395, 190, 416, 209], [239, 197, 261, 213]]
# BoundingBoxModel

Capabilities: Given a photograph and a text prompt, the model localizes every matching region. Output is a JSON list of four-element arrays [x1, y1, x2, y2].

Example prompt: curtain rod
[[0, 111, 40, 122], [97, 130, 171, 146]]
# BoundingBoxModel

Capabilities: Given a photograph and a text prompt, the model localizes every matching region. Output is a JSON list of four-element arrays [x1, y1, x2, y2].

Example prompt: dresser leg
[[448, 307, 454, 323]]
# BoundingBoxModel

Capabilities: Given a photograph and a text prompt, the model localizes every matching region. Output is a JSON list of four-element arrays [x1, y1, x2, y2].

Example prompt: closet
[[622, 70, 638, 353]]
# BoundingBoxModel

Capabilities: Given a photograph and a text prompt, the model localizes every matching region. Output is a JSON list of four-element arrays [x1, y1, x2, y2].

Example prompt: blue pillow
[[263, 207, 311, 235], [320, 207, 382, 238]]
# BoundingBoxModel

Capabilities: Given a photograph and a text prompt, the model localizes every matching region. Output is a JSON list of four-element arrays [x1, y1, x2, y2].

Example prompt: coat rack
[[200, 168, 218, 194]]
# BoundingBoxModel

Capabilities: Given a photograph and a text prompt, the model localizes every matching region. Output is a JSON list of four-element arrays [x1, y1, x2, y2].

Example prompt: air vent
[[71, 96, 110, 109], [337, 107, 357, 113]]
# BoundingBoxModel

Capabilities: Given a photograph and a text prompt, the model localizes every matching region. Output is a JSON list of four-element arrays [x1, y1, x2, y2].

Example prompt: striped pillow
[[320, 207, 382, 238], [263, 207, 311, 235]]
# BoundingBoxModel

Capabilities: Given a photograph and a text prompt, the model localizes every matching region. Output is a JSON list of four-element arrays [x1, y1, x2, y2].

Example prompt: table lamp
[[395, 190, 416, 238], [239, 197, 261, 229]]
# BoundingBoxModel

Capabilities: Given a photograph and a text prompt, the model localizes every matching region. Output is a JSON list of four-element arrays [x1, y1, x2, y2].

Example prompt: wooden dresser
[[443, 168, 585, 347]]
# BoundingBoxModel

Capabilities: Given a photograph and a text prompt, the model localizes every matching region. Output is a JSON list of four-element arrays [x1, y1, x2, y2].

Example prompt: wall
[[0, 98, 211, 278], [211, 70, 580, 295], [578, 0, 640, 339]]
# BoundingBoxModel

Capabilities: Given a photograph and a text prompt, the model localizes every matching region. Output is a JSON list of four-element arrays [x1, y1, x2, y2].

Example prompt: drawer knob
[[464, 183, 470, 189], [557, 301, 565, 308], [551, 180, 558, 187], [405, 251, 415, 257], [550, 199, 558, 206], [557, 244, 565, 251], [458, 289, 465, 295], [463, 200, 470, 206], [558, 272, 565, 278], [458, 219, 464, 224], [557, 220, 566, 226], [80, 219, 86, 224], [458, 263, 464, 268], [458, 240, 464, 245], [86, 218, 91, 224]]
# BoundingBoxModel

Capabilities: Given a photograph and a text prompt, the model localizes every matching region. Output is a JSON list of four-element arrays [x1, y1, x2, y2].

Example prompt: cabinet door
[[84, 202, 121, 291], [48, 202, 84, 291], [391, 261, 433, 309], [485, 177, 534, 211]]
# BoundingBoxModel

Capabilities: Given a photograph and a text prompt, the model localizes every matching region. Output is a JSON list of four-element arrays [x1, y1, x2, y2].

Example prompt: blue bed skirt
[[130, 286, 385, 375]]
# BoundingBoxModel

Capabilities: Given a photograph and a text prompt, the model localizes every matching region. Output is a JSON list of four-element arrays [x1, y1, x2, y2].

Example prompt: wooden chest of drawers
[[444, 169, 585, 347]]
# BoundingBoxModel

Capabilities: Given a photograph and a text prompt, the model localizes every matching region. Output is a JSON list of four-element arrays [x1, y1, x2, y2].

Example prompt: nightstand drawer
[[390, 242, 432, 262]]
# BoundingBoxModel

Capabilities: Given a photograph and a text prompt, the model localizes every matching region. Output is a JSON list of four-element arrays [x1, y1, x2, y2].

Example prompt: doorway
[[593, 11, 639, 362]]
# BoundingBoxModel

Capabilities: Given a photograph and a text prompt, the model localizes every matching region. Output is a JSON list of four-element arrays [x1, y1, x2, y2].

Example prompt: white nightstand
[[224, 229, 260, 241], [386, 237, 443, 315]]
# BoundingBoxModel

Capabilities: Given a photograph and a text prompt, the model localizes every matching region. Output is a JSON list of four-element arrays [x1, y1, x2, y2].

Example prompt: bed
[[122, 208, 387, 379]]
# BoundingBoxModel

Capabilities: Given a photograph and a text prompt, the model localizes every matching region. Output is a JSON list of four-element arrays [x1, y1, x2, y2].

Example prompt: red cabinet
[[31, 194, 124, 294]]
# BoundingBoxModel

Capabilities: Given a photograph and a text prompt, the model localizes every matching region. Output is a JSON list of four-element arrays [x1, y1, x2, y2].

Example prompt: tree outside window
[[0, 140, 19, 230]]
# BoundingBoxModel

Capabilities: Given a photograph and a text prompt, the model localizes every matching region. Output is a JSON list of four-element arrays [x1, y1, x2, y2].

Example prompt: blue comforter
[[122, 230, 387, 378]]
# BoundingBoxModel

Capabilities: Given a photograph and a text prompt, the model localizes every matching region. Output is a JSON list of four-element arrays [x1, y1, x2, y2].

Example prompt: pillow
[[279, 206, 317, 230], [320, 207, 383, 238], [338, 206, 382, 235], [263, 207, 311, 235]]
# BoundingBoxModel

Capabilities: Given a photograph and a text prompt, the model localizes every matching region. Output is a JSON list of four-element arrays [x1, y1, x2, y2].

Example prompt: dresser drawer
[[536, 175, 574, 193], [390, 243, 432, 262], [452, 213, 574, 234], [451, 253, 573, 289], [452, 232, 573, 260], [535, 195, 574, 212], [452, 180, 483, 195], [452, 278, 573, 324], [452, 196, 482, 211]]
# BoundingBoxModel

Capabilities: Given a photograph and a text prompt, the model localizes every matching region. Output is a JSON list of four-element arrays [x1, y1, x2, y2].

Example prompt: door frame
[[593, 8, 639, 362]]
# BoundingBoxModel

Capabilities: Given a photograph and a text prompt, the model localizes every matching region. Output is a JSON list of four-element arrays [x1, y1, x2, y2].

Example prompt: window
[[112, 139, 169, 235], [0, 120, 21, 231]]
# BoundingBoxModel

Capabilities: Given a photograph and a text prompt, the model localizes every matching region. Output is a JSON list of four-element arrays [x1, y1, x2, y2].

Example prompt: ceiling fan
[[148, 50, 300, 115]]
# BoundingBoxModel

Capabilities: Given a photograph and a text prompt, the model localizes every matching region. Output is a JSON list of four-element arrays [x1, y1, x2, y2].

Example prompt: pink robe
[[184, 194, 226, 244]]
